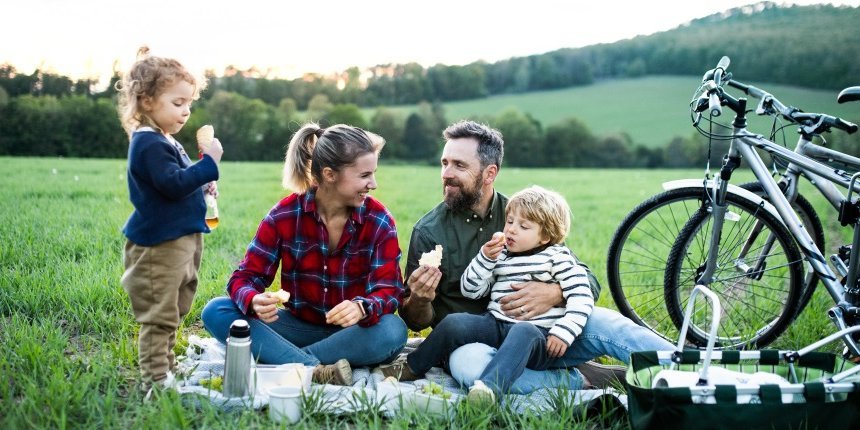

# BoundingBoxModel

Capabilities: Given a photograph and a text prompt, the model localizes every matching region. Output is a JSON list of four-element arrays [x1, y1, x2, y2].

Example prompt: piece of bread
[[492, 232, 506, 242], [196, 125, 214, 151], [418, 245, 443, 268], [271, 290, 290, 303]]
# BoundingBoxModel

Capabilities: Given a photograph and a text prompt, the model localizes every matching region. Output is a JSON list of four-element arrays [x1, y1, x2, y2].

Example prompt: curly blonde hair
[[506, 185, 571, 245], [115, 46, 206, 136]]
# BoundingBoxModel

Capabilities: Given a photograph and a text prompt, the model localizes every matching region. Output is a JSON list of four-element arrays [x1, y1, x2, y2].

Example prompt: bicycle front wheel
[[664, 192, 803, 349], [607, 187, 709, 343]]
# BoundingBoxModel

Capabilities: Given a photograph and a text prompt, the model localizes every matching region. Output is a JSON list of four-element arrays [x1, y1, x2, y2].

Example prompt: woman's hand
[[546, 334, 568, 358], [251, 293, 280, 323], [326, 300, 363, 328]]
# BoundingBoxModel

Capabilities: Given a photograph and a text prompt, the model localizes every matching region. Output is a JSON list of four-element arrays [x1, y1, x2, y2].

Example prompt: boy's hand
[[251, 293, 281, 323], [203, 138, 224, 163], [326, 300, 363, 327], [546, 334, 568, 358], [482, 232, 506, 260]]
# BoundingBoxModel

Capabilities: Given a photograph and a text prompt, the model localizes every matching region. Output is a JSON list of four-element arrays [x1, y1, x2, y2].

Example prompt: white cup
[[268, 386, 302, 424]]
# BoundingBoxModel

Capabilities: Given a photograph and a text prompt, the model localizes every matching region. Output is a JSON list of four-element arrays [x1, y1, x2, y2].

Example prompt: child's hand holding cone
[[196, 125, 223, 163]]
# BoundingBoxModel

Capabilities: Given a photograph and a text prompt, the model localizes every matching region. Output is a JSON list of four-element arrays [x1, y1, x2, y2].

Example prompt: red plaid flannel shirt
[[226, 189, 403, 327]]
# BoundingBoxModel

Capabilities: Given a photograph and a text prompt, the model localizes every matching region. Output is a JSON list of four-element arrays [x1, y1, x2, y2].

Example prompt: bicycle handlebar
[[708, 56, 730, 116], [697, 56, 858, 135]]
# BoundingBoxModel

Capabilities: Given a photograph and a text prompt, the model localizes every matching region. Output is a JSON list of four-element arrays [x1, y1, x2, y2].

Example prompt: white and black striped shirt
[[460, 244, 594, 346]]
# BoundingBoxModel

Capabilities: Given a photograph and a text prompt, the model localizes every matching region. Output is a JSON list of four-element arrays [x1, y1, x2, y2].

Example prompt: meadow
[[372, 76, 860, 148], [0, 156, 846, 428]]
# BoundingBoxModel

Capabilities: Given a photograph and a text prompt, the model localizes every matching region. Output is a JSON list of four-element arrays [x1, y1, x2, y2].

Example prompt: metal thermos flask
[[222, 319, 252, 397]]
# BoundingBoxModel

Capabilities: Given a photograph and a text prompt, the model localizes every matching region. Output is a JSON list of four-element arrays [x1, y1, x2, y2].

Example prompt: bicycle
[[662, 57, 860, 352], [606, 73, 837, 346]]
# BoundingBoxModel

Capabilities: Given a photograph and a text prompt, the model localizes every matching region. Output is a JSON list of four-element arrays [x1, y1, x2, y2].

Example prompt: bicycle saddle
[[837, 86, 860, 103]]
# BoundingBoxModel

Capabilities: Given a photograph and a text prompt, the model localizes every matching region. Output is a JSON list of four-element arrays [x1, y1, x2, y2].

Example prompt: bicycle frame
[[783, 139, 860, 210], [699, 115, 860, 355]]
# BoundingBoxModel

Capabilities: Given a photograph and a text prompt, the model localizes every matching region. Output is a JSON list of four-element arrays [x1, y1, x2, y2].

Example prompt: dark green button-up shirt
[[404, 191, 509, 329], [402, 190, 601, 331]]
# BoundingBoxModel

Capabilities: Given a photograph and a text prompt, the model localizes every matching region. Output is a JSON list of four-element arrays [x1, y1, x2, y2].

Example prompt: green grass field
[[0, 156, 848, 428], [373, 76, 860, 147]]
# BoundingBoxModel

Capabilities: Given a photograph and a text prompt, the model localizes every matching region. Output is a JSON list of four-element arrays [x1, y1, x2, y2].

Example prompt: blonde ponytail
[[283, 123, 320, 192]]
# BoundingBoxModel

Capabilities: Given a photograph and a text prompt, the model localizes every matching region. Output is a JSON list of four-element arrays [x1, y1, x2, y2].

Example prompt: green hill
[[372, 75, 860, 148]]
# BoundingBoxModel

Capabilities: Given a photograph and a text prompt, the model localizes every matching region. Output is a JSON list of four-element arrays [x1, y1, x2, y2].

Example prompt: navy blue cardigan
[[123, 129, 219, 246]]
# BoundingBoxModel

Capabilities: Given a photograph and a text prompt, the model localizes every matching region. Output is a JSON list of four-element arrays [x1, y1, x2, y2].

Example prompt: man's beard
[[443, 176, 483, 212]]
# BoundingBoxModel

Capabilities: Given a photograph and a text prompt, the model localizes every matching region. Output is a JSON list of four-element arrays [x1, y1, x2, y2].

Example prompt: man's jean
[[201, 296, 407, 366], [449, 306, 674, 393]]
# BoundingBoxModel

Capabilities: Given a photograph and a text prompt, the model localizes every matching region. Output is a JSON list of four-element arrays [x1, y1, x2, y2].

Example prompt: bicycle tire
[[738, 181, 825, 316], [606, 184, 822, 345], [664, 192, 804, 349], [606, 187, 709, 343]]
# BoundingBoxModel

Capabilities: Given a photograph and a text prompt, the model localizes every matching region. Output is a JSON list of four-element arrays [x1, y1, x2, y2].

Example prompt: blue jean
[[407, 312, 556, 394], [448, 306, 674, 393], [449, 343, 585, 393], [201, 296, 407, 367]]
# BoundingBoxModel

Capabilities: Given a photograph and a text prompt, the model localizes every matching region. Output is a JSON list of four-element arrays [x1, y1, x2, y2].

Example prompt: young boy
[[382, 185, 593, 403]]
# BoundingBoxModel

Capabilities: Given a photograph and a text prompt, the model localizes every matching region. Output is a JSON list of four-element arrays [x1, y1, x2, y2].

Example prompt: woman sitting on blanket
[[201, 123, 407, 386]]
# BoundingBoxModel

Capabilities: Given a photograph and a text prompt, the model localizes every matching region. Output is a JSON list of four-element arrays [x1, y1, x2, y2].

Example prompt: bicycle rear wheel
[[738, 182, 824, 315], [664, 192, 803, 349]]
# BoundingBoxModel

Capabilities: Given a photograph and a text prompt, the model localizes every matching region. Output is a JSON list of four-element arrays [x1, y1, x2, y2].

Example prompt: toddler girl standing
[[116, 46, 223, 391]]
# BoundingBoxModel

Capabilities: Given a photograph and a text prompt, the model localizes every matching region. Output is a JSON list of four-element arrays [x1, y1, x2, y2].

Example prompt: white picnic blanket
[[174, 336, 627, 415]]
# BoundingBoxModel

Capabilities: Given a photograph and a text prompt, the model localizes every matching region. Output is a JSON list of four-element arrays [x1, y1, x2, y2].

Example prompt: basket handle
[[673, 285, 721, 385]]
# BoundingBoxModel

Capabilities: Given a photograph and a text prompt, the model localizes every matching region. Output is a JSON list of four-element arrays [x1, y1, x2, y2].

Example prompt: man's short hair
[[506, 185, 571, 245], [443, 120, 504, 171]]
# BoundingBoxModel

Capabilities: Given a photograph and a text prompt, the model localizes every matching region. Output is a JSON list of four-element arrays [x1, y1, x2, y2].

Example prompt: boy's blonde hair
[[115, 46, 206, 136], [506, 185, 571, 245]]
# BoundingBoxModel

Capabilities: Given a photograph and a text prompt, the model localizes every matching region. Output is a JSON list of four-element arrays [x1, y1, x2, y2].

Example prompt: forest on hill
[[1, 1, 858, 166]]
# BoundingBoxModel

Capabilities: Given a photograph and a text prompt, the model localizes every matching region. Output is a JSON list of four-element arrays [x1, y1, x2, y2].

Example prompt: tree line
[[1, 2, 858, 165]]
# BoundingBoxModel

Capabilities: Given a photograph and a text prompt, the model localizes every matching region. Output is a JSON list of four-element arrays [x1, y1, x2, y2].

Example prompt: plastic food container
[[252, 364, 312, 397]]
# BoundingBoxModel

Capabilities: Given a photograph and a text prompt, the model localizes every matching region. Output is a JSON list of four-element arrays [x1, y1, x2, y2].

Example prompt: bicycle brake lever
[[755, 96, 773, 116], [800, 115, 827, 136], [694, 95, 710, 113]]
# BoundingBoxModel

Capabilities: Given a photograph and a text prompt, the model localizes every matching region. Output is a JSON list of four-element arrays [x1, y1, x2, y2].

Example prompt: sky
[[2, 0, 858, 85]]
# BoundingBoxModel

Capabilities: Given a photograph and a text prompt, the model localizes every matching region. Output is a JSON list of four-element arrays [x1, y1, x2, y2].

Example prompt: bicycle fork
[[695, 155, 742, 286]]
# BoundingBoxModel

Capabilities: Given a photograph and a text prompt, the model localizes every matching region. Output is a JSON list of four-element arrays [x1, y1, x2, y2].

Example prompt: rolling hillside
[[372, 75, 860, 147]]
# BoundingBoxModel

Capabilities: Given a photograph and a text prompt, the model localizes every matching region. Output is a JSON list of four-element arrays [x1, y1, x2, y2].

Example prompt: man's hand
[[546, 334, 568, 358], [326, 300, 363, 328], [251, 293, 281, 323], [406, 265, 442, 303], [499, 281, 563, 320], [400, 265, 442, 330]]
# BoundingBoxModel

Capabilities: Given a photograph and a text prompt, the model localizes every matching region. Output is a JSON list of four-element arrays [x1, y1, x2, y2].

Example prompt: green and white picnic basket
[[626, 285, 860, 430]]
